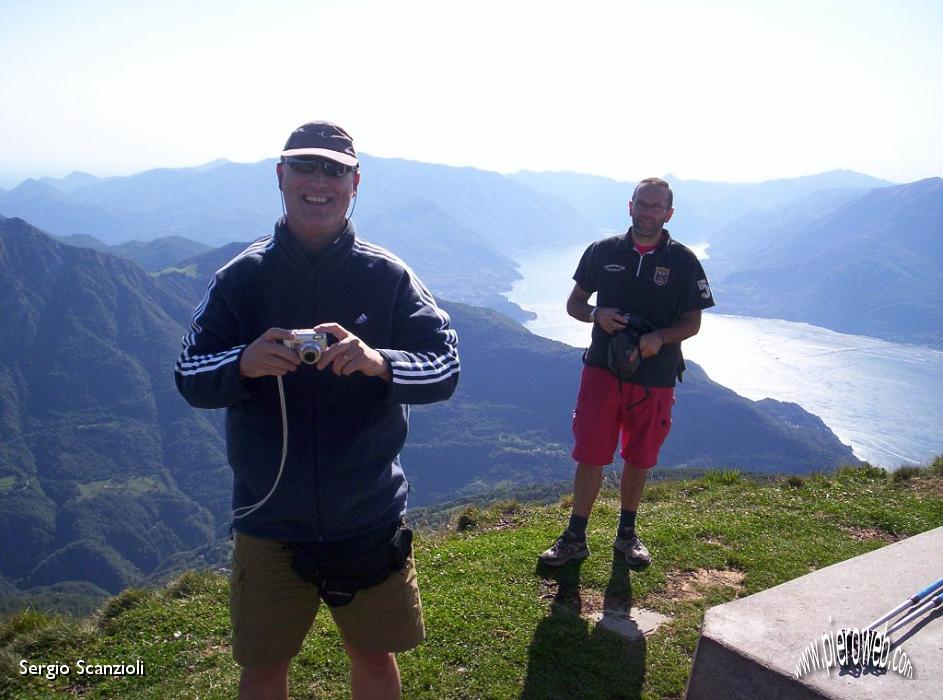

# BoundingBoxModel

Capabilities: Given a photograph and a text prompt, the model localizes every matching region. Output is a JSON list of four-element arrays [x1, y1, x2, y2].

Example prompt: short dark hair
[[632, 177, 673, 209]]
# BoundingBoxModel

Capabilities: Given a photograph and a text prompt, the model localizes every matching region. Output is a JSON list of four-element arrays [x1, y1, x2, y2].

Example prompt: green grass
[[75, 477, 163, 501], [150, 264, 198, 278], [3, 464, 941, 699], [0, 477, 15, 495]]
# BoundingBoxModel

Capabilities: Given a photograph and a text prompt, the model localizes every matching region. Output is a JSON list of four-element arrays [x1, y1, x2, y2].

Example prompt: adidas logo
[[354, 313, 368, 324]]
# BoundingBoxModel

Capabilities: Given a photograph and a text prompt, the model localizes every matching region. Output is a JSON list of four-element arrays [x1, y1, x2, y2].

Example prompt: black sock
[[618, 509, 637, 536], [567, 514, 588, 540]]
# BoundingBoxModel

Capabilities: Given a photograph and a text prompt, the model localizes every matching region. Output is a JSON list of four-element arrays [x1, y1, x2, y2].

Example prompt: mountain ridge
[[712, 178, 943, 346]]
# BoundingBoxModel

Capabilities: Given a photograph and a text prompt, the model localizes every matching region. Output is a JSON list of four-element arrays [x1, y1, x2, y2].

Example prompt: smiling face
[[276, 159, 360, 251], [628, 182, 674, 243]]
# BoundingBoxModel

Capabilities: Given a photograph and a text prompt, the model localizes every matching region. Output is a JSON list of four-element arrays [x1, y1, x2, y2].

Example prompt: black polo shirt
[[573, 228, 715, 387]]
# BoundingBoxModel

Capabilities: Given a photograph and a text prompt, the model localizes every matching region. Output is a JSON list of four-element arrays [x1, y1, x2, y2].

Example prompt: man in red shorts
[[539, 177, 714, 567]]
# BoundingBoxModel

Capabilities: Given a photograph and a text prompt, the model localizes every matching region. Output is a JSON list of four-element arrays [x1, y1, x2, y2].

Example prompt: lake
[[507, 245, 943, 468]]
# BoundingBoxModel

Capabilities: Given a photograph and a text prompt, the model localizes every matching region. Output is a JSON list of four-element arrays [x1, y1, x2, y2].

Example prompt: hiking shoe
[[614, 530, 651, 566], [538, 531, 589, 566]]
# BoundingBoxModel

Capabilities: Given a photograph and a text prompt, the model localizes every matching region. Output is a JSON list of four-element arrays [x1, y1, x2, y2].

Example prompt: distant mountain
[[0, 178, 127, 241], [511, 169, 893, 243], [57, 234, 213, 272], [188, 158, 234, 173], [356, 198, 525, 315], [55, 232, 110, 251], [712, 178, 943, 346], [0, 156, 598, 318], [0, 154, 592, 251], [669, 170, 893, 238], [0, 163, 278, 244], [39, 171, 102, 193], [4, 160, 911, 343], [354, 155, 590, 252], [703, 186, 873, 265], [510, 170, 637, 235], [510, 169, 943, 345], [2, 161, 895, 257]]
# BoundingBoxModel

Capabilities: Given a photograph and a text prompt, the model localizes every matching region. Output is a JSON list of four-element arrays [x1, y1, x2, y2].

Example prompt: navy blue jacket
[[174, 219, 459, 542]]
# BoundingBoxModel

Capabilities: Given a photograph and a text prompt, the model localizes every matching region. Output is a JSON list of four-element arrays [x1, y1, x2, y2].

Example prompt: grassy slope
[[2, 463, 941, 700]]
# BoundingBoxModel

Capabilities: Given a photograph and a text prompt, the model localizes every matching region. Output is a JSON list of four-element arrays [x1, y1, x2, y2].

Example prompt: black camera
[[608, 313, 656, 380]]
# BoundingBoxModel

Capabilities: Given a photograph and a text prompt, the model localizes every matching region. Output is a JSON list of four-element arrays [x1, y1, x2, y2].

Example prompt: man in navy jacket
[[175, 122, 459, 699]]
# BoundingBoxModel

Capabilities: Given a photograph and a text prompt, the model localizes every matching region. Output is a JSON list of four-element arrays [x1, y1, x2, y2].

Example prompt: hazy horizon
[[0, 155, 919, 192]]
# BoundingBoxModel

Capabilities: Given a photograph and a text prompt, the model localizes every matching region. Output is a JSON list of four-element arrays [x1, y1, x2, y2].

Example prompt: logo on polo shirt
[[604, 264, 625, 272], [654, 267, 670, 286]]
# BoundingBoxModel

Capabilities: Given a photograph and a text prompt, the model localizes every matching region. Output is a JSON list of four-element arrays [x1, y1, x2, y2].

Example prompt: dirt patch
[[696, 534, 727, 547], [484, 514, 529, 533], [663, 568, 745, 602], [451, 508, 531, 534], [838, 525, 900, 543], [538, 580, 605, 617], [538, 580, 672, 637]]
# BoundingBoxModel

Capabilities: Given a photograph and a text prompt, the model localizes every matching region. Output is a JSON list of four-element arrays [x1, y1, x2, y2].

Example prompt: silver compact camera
[[282, 329, 330, 365]]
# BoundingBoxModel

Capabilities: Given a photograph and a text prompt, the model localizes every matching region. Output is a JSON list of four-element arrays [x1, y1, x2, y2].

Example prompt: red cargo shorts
[[571, 365, 674, 469]]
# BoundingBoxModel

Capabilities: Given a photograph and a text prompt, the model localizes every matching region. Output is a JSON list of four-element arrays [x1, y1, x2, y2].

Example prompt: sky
[[1, 0, 941, 188]]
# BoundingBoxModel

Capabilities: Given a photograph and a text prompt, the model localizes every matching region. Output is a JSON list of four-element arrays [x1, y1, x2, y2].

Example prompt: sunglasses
[[282, 157, 355, 177]]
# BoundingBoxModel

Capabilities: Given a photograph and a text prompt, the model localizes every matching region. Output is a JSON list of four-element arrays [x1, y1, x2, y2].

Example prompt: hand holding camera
[[239, 328, 302, 378], [607, 313, 663, 379], [312, 322, 391, 381], [593, 306, 629, 335], [239, 325, 390, 381]]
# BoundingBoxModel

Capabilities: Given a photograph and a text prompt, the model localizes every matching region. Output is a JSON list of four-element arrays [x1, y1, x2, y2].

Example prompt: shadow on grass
[[522, 553, 646, 699]]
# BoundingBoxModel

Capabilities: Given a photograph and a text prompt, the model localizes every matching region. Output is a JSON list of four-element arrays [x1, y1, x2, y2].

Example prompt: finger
[[334, 348, 364, 375], [342, 354, 374, 376], [330, 355, 352, 375], [315, 339, 352, 371], [266, 355, 301, 373], [312, 322, 349, 340], [262, 327, 293, 342], [271, 343, 303, 363], [242, 353, 298, 378]]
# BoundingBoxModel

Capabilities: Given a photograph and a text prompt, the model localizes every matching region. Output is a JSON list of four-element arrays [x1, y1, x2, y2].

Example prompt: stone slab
[[588, 606, 671, 640], [686, 526, 943, 699]]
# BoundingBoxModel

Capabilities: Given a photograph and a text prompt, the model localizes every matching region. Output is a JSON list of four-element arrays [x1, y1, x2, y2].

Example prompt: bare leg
[[571, 463, 604, 518], [344, 641, 402, 700], [239, 660, 290, 700], [620, 462, 649, 512]]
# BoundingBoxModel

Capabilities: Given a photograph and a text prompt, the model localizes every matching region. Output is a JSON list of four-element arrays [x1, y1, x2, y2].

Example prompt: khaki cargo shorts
[[230, 531, 425, 667]]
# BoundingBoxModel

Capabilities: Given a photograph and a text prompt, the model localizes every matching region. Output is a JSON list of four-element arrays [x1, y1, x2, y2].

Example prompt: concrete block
[[686, 526, 943, 699]]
